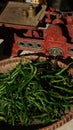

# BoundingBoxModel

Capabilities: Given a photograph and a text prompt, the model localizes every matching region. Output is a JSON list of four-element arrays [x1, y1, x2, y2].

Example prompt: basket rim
[[0, 56, 73, 75], [0, 56, 73, 130], [39, 112, 73, 130]]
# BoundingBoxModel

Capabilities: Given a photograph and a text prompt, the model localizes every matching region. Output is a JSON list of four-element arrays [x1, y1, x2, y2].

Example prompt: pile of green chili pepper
[[0, 59, 73, 127]]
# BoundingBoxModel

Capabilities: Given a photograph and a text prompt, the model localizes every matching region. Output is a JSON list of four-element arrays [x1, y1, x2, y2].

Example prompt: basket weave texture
[[0, 56, 48, 73], [0, 56, 73, 130], [0, 56, 73, 75], [0, 57, 31, 73]]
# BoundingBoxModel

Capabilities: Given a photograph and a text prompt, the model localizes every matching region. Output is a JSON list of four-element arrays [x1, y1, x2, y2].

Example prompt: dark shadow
[[0, 121, 51, 130], [0, 25, 14, 59], [60, 0, 73, 11], [0, 25, 28, 59], [35, 4, 42, 15], [0, 25, 44, 60], [46, 0, 73, 11], [0, 0, 8, 14], [14, 28, 43, 39], [57, 23, 71, 43]]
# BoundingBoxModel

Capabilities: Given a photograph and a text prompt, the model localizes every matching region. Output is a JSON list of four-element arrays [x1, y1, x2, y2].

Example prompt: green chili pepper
[[56, 62, 73, 75], [0, 59, 73, 127]]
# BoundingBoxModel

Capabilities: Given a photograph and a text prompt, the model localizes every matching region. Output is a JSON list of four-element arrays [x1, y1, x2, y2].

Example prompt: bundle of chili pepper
[[0, 59, 73, 127]]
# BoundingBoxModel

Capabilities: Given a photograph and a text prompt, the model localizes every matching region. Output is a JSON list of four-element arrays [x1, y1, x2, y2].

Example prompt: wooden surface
[[0, 1, 47, 26]]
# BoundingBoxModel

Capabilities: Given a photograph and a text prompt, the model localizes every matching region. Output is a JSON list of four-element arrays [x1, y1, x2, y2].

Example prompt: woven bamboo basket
[[0, 55, 73, 74], [0, 55, 73, 130]]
